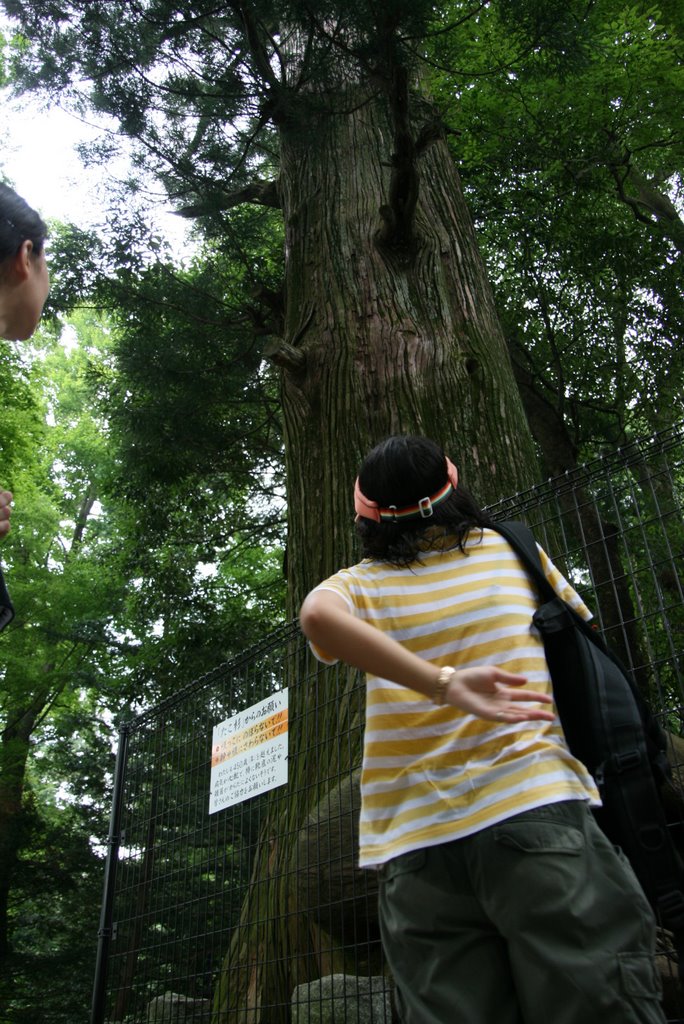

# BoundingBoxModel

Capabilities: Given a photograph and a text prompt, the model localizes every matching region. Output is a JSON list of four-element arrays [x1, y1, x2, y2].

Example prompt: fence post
[[90, 723, 130, 1024]]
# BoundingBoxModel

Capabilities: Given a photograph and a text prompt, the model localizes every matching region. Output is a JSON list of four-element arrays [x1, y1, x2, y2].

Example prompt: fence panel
[[92, 423, 684, 1023]]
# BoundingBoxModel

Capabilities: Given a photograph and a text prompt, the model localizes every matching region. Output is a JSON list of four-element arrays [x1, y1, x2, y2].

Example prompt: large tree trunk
[[216, 85, 540, 1021], [277, 88, 539, 614]]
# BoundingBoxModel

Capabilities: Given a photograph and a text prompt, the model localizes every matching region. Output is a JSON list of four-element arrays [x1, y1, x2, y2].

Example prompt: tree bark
[[277, 89, 539, 615]]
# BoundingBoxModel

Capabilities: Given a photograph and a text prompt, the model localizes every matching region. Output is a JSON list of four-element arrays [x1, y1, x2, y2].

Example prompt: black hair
[[0, 183, 48, 265], [355, 435, 493, 566]]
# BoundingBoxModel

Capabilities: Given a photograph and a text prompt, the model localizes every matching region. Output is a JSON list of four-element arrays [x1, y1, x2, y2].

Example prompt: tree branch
[[174, 178, 281, 218]]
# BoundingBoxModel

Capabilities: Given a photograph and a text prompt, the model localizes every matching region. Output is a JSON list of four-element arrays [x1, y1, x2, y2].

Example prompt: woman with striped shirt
[[300, 435, 664, 1024]]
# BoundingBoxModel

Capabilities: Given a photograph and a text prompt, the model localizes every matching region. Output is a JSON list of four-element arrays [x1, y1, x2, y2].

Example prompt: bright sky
[[1, 86, 190, 251], [2, 93, 109, 223]]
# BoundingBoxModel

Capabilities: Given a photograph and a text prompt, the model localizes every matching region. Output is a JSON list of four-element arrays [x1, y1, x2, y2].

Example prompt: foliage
[[91, 208, 284, 510], [0, 305, 285, 1022], [0, 319, 115, 1021], [429, 0, 684, 461], [0, 341, 43, 483]]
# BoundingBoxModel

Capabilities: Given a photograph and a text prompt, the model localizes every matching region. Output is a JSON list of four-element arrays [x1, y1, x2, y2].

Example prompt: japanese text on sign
[[209, 690, 288, 814]]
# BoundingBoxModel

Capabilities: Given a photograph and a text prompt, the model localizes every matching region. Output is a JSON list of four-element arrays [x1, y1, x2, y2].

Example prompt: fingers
[[503, 687, 554, 704], [491, 669, 529, 686], [445, 666, 556, 723], [498, 707, 556, 723], [492, 685, 555, 722], [457, 691, 557, 722], [479, 703, 555, 723]]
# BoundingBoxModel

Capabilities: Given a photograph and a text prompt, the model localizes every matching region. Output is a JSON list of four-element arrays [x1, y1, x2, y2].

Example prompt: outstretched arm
[[299, 589, 554, 724]]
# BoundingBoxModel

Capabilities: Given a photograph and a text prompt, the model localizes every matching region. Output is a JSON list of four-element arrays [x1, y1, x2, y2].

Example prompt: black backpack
[[495, 520, 684, 975]]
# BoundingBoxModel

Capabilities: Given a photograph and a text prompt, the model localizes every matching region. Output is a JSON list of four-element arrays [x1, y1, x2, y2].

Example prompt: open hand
[[445, 666, 555, 723], [0, 491, 12, 538]]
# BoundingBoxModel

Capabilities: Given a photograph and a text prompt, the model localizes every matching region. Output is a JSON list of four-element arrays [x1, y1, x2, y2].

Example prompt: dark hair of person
[[0, 183, 48, 266], [355, 435, 494, 566]]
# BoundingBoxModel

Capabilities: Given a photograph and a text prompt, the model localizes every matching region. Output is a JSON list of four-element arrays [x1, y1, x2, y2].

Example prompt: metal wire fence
[[91, 422, 684, 1024]]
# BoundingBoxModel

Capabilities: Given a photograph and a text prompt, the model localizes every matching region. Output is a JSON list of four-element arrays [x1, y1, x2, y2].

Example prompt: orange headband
[[354, 457, 459, 523]]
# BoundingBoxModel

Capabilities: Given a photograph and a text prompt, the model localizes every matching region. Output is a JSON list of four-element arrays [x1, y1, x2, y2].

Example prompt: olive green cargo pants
[[378, 800, 665, 1024]]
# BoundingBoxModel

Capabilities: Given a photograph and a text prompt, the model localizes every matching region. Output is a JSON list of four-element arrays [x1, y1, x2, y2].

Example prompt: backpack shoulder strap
[[491, 520, 557, 602], [493, 520, 612, 653]]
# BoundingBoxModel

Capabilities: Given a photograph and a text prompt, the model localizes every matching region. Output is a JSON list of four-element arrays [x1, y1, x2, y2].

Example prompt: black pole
[[90, 723, 130, 1024]]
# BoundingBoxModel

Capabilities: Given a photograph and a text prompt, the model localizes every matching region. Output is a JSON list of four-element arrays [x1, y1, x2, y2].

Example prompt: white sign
[[209, 690, 289, 814]]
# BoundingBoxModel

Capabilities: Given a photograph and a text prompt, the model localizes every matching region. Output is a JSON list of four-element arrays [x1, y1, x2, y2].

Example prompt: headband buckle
[[418, 496, 434, 518]]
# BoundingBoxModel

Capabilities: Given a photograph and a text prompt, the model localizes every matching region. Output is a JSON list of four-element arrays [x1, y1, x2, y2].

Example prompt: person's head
[[0, 183, 49, 341], [354, 435, 491, 565]]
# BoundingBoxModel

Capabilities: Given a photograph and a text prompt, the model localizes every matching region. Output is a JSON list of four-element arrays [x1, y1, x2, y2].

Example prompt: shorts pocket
[[618, 952, 663, 1000], [493, 821, 585, 855]]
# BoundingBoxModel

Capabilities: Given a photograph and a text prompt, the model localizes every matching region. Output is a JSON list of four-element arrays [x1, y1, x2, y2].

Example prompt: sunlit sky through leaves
[[2, 92, 110, 225], [1, 81, 191, 253]]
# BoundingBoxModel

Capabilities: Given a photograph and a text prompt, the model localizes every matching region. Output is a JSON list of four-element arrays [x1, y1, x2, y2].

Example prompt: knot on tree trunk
[[263, 337, 306, 372]]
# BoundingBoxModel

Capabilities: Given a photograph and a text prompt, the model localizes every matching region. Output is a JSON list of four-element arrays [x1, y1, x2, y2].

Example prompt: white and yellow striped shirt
[[310, 528, 600, 868]]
